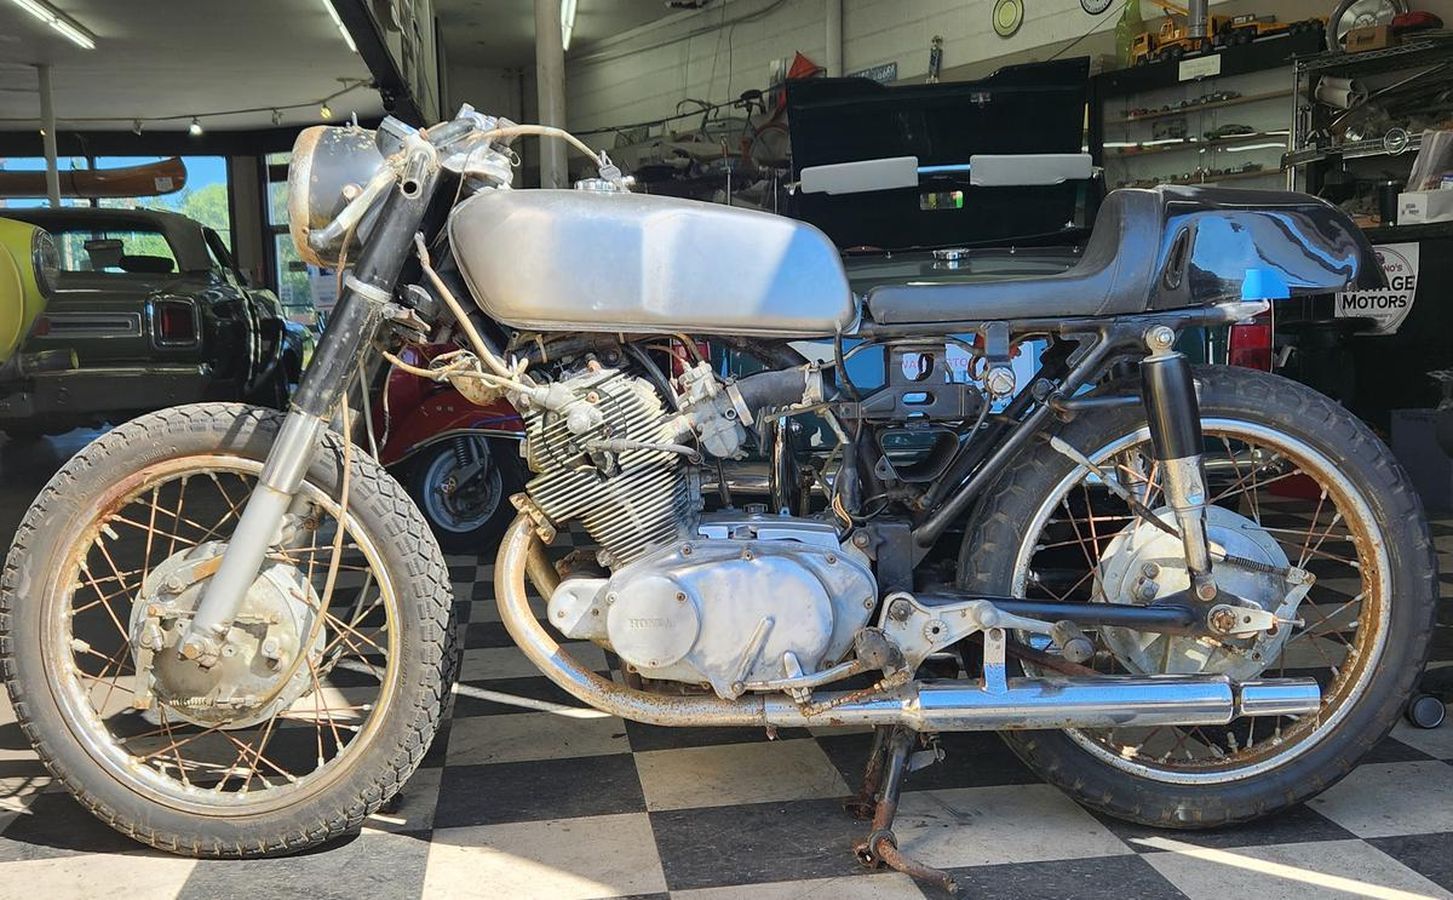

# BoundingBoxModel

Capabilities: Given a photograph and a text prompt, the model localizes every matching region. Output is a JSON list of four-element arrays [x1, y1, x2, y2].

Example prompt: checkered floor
[[2, 519, 1453, 899]]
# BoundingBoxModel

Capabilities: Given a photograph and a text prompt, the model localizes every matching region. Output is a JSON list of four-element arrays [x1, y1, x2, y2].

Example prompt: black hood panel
[[786, 57, 1090, 251]]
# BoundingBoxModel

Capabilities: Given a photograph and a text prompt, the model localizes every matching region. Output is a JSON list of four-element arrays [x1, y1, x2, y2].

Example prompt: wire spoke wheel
[[3, 404, 453, 855], [1012, 419, 1387, 783], [54, 456, 399, 808]]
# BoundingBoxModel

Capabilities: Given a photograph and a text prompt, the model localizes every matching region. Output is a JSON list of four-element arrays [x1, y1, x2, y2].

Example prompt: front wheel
[[0, 403, 456, 856], [959, 366, 1437, 828]]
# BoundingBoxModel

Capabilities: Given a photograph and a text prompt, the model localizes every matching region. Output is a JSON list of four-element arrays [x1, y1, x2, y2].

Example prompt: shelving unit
[[1090, 29, 1323, 193], [1285, 36, 1453, 204]]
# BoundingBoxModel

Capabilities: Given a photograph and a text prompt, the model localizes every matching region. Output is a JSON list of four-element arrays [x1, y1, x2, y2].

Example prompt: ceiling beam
[[0, 120, 385, 158], [330, 0, 426, 125]]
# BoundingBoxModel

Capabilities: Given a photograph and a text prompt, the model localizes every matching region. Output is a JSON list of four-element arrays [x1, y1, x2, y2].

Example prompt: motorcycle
[[375, 342, 524, 552], [0, 107, 1435, 891]]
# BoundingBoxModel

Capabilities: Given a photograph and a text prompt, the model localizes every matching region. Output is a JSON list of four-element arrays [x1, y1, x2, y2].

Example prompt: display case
[[1091, 29, 1324, 192]]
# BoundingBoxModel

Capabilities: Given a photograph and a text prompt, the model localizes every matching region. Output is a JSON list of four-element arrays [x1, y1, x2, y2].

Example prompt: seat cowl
[[865, 185, 1383, 326]]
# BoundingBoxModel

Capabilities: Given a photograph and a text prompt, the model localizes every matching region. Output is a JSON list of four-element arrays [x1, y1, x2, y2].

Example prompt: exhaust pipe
[[495, 516, 1321, 730]]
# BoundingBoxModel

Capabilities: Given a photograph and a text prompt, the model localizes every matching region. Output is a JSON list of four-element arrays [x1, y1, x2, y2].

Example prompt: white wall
[[563, 0, 1453, 133]]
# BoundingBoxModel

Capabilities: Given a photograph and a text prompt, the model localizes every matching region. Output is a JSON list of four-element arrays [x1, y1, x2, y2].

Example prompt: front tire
[[959, 366, 1437, 828], [0, 403, 456, 856]]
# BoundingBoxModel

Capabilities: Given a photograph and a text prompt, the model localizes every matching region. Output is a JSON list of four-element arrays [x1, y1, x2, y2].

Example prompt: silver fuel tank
[[447, 189, 856, 337]]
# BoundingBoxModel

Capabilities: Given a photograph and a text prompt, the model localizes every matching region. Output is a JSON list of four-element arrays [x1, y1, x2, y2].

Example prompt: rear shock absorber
[[1139, 325, 1217, 601]]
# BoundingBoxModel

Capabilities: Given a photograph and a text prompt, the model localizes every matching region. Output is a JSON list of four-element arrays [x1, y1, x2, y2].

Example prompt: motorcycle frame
[[179, 118, 1266, 666]]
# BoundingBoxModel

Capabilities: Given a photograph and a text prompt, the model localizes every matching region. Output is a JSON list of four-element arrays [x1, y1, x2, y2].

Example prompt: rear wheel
[[405, 435, 523, 553], [958, 367, 1437, 827], [0, 403, 455, 856]]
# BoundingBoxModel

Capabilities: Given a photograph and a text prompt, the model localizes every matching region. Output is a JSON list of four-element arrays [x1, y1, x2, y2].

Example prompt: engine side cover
[[549, 533, 877, 699]]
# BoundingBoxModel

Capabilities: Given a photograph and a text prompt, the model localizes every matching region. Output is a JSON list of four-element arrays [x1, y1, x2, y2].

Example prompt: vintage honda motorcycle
[[0, 107, 1436, 888]]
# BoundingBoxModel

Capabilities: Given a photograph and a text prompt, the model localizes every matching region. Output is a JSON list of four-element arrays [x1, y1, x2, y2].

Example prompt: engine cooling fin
[[523, 367, 694, 565]]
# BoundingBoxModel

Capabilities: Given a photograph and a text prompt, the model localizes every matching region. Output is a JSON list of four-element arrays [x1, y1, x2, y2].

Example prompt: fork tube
[[180, 165, 442, 665], [1139, 326, 1215, 600]]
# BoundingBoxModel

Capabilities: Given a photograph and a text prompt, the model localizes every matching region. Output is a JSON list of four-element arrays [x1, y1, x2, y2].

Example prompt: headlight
[[287, 125, 387, 268], [31, 228, 59, 299]]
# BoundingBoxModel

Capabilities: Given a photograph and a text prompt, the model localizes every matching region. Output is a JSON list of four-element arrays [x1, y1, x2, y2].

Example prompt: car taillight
[[153, 300, 197, 345], [1228, 310, 1274, 371]]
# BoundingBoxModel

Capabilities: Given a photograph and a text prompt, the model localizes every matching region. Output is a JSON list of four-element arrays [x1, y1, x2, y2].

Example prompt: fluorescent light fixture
[[321, 0, 358, 54], [561, 0, 578, 50], [8, 0, 96, 49]]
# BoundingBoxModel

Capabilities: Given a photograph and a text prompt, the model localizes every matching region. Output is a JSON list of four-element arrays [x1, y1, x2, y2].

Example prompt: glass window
[[266, 152, 335, 317], [94, 156, 232, 250], [0, 156, 93, 209], [45, 226, 179, 273]]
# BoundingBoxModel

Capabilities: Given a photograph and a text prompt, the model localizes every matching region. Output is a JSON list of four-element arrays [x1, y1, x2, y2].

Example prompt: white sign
[[1178, 54, 1222, 82], [1334, 242, 1419, 335]]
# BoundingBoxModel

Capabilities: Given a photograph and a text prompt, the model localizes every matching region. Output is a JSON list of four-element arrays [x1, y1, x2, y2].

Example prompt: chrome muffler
[[495, 516, 1321, 730]]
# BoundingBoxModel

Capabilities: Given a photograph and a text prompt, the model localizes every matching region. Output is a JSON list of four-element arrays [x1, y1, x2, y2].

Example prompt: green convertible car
[[0, 207, 302, 439]]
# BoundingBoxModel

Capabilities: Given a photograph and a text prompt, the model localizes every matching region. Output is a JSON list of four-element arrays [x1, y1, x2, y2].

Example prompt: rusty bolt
[[1196, 582, 1218, 602], [586, 391, 601, 404], [852, 533, 871, 548], [1208, 607, 1237, 634], [1141, 562, 1160, 579], [675, 591, 687, 603], [178, 641, 202, 660], [825, 553, 837, 565], [681, 545, 693, 556], [888, 599, 913, 622]]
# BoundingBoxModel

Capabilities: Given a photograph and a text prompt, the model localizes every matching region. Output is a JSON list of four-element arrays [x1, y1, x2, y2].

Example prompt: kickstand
[[848, 725, 957, 894]]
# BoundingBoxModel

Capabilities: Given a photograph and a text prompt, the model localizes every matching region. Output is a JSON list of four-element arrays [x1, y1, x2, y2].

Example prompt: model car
[[0, 207, 296, 438], [1205, 123, 1257, 140]]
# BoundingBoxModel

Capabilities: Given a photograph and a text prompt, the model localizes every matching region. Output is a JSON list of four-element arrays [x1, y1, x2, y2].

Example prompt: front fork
[[1139, 325, 1218, 602], [178, 164, 442, 665]]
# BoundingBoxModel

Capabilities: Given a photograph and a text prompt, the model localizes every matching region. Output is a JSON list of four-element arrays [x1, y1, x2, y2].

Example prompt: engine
[[518, 357, 876, 698], [522, 365, 698, 566]]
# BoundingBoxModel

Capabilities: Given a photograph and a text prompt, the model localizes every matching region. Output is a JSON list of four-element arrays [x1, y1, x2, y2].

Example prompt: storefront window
[[266, 152, 337, 318]]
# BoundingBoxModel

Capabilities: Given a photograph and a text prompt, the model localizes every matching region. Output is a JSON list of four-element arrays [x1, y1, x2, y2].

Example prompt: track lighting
[[319, 103, 333, 120], [189, 117, 203, 136]]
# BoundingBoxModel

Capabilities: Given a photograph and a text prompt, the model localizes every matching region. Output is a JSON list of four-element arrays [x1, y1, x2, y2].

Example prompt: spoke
[[76, 560, 135, 647]]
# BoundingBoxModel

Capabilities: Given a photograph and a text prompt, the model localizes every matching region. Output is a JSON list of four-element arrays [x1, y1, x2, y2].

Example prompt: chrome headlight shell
[[31, 228, 59, 299]]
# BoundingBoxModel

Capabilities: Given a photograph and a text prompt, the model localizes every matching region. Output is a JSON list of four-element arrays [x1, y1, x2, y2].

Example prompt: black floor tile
[[0, 791, 143, 861], [650, 797, 871, 890], [1362, 735, 1437, 764], [463, 620, 516, 649], [816, 731, 1041, 792], [434, 754, 644, 828], [945, 854, 1187, 900], [451, 675, 592, 717], [623, 721, 812, 753], [178, 830, 432, 900], [1368, 831, 1453, 891]]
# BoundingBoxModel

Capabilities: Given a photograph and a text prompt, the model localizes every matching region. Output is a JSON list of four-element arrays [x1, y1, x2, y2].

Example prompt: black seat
[[866, 188, 1164, 324]]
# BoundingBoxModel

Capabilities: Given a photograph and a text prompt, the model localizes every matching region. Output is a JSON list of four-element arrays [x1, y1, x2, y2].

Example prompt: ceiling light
[[561, 0, 578, 51], [319, 103, 333, 120], [189, 117, 203, 136], [321, 0, 358, 54], [272, 109, 283, 126], [132, 119, 143, 135], [8, 0, 96, 49]]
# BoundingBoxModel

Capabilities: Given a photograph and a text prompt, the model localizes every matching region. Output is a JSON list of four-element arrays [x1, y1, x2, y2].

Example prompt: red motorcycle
[[376, 343, 524, 551]]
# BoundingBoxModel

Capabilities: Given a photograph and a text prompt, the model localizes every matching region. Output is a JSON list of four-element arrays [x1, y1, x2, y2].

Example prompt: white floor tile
[[446, 712, 629, 766], [0, 852, 197, 900], [1143, 837, 1451, 900], [672, 873, 926, 899], [424, 813, 666, 899], [1310, 761, 1453, 838], [891, 784, 1132, 867], [633, 738, 849, 811]]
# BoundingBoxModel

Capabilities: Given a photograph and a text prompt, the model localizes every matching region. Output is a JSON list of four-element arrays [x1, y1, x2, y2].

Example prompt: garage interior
[[3, 1, 1453, 898]]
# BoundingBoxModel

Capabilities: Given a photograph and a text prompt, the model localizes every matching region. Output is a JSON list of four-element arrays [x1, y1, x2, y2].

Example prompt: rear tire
[[0, 403, 456, 856], [958, 367, 1437, 828], [405, 435, 523, 554]]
